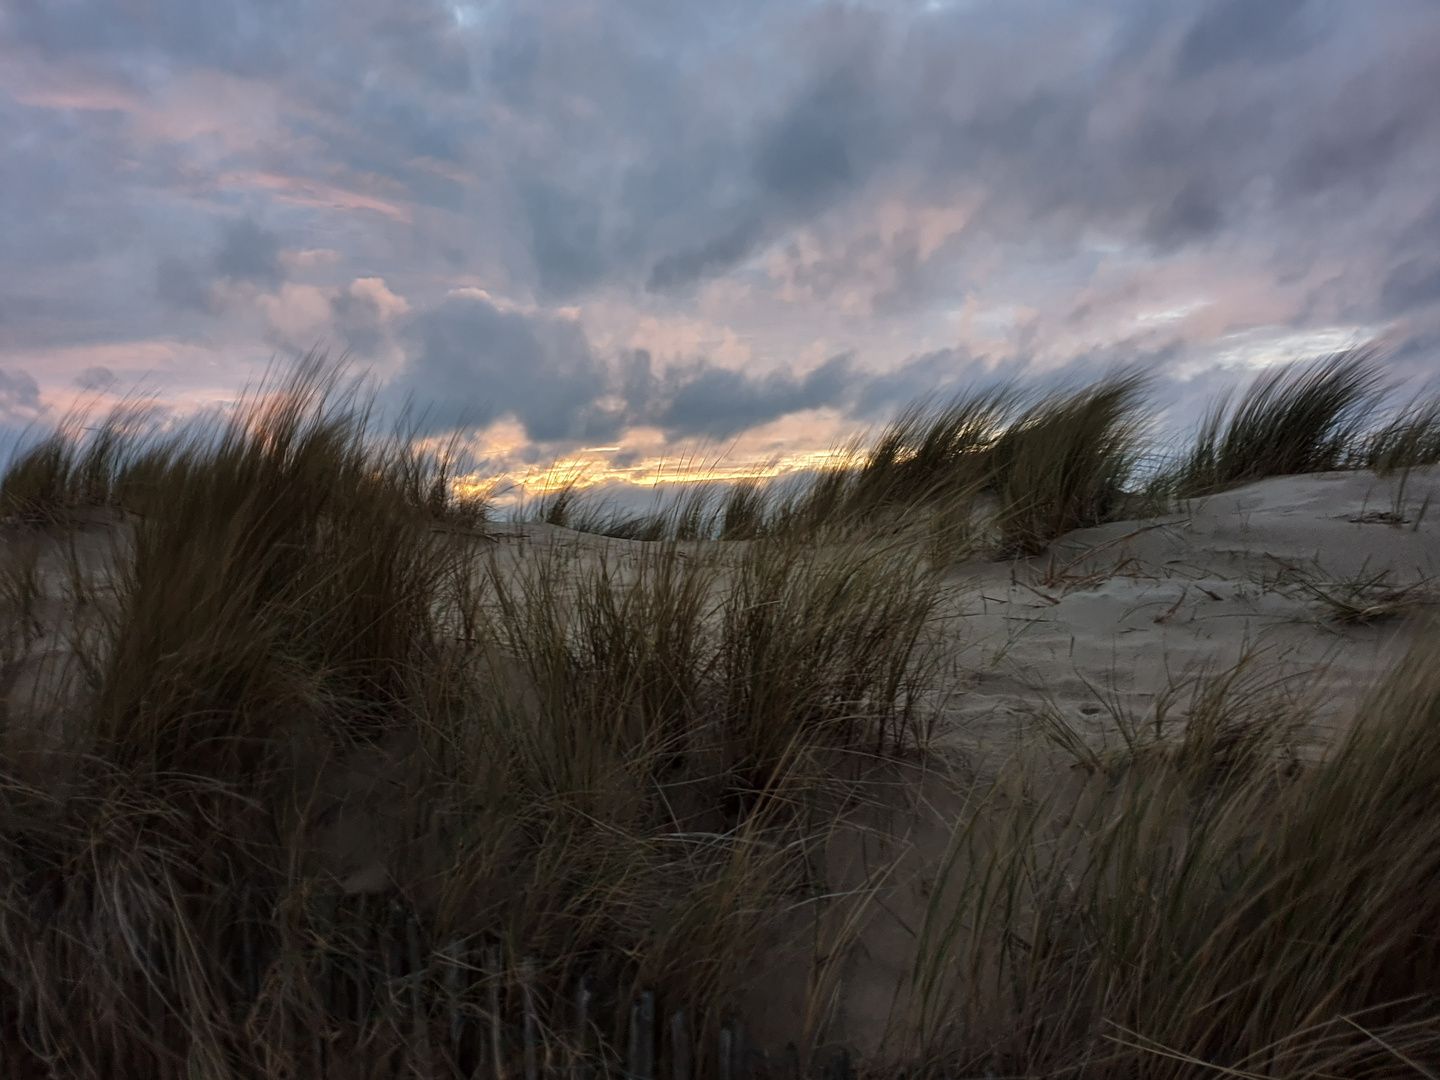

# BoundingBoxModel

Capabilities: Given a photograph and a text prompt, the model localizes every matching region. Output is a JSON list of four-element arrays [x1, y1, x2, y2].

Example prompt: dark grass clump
[[902, 637, 1440, 1078], [0, 404, 165, 521], [7, 351, 1440, 1077], [0, 357, 945, 1077], [1362, 391, 1440, 474], [1168, 349, 1386, 497], [988, 373, 1149, 555], [518, 380, 1145, 558], [718, 479, 769, 540], [841, 393, 1008, 522], [0, 434, 74, 522], [92, 361, 468, 770]]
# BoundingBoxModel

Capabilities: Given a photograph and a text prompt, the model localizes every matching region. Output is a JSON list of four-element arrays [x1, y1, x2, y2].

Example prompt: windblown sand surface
[[939, 467, 1438, 760], [772, 467, 1440, 1055]]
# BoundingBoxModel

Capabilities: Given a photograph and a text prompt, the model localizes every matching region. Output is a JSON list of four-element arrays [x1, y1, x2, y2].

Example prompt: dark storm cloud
[[1381, 260, 1440, 318], [156, 217, 286, 310], [392, 292, 614, 441], [1375, 200, 1440, 318], [377, 12, 471, 92], [643, 57, 897, 292], [5, 0, 1440, 446], [524, 184, 608, 299], [215, 218, 284, 288], [391, 293, 857, 443], [646, 218, 764, 293], [154, 258, 214, 312], [636, 0, 1334, 290], [329, 287, 390, 357], [12, 0, 1437, 308], [627, 350, 854, 440], [755, 69, 877, 209], [1175, 0, 1315, 76]]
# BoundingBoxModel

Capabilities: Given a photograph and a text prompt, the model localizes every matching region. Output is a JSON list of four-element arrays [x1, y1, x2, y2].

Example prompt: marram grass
[[0, 350, 1438, 1077]]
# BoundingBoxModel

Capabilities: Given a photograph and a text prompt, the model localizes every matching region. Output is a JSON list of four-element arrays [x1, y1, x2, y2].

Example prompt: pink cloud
[[218, 171, 413, 223]]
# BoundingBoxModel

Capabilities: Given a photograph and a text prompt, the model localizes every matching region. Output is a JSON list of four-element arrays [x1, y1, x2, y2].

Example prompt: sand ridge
[[933, 468, 1438, 762]]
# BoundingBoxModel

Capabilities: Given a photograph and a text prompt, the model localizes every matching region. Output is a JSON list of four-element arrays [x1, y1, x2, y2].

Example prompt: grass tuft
[[902, 637, 1440, 1078], [3, 349, 1440, 1076], [0, 354, 945, 1075], [1363, 391, 1440, 474], [988, 373, 1149, 555], [1168, 349, 1386, 497]]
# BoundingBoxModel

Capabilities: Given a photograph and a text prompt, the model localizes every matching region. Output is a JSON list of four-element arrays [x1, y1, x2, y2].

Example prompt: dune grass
[[1164, 350, 1386, 498], [520, 376, 1147, 558], [1363, 391, 1440, 474], [0, 359, 945, 1076], [900, 636, 1440, 1078], [986, 373, 1149, 555], [2, 351, 1440, 1076], [518, 353, 1436, 555]]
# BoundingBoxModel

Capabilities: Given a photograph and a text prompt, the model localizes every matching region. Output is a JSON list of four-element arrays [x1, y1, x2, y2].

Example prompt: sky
[[2, 0, 1439, 490]]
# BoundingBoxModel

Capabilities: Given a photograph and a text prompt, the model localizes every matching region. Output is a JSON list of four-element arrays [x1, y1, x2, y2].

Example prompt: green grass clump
[[1363, 391, 1440, 474], [1168, 349, 1385, 497]]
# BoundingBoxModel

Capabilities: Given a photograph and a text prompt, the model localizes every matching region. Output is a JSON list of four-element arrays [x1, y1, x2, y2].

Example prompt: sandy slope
[[938, 467, 1439, 764], [749, 468, 1440, 1057], [504, 471, 1439, 762]]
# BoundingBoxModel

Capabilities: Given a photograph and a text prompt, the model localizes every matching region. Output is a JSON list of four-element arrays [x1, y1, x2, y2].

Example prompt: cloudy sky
[[2, 0, 1438, 486]]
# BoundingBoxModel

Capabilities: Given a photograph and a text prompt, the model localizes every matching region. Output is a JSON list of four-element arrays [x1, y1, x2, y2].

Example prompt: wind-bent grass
[[0, 433, 74, 522], [0, 402, 159, 521], [1364, 391, 1440, 474], [988, 373, 1149, 555], [0, 357, 945, 1076], [1166, 349, 1386, 497], [519, 380, 1144, 558], [4, 351, 1440, 1076], [902, 637, 1440, 1078], [527, 353, 1434, 560]]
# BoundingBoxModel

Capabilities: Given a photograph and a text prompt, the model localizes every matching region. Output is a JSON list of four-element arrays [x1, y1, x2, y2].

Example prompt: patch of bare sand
[[938, 467, 1439, 762]]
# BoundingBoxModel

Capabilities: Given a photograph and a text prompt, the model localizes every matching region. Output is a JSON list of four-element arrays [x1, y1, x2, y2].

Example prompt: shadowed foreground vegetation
[[0, 352, 1438, 1077]]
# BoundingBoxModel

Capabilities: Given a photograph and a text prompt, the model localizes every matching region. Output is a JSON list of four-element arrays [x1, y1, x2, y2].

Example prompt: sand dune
[[940, 467, 1438, 762], [2, 468, 1436, 1068]]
